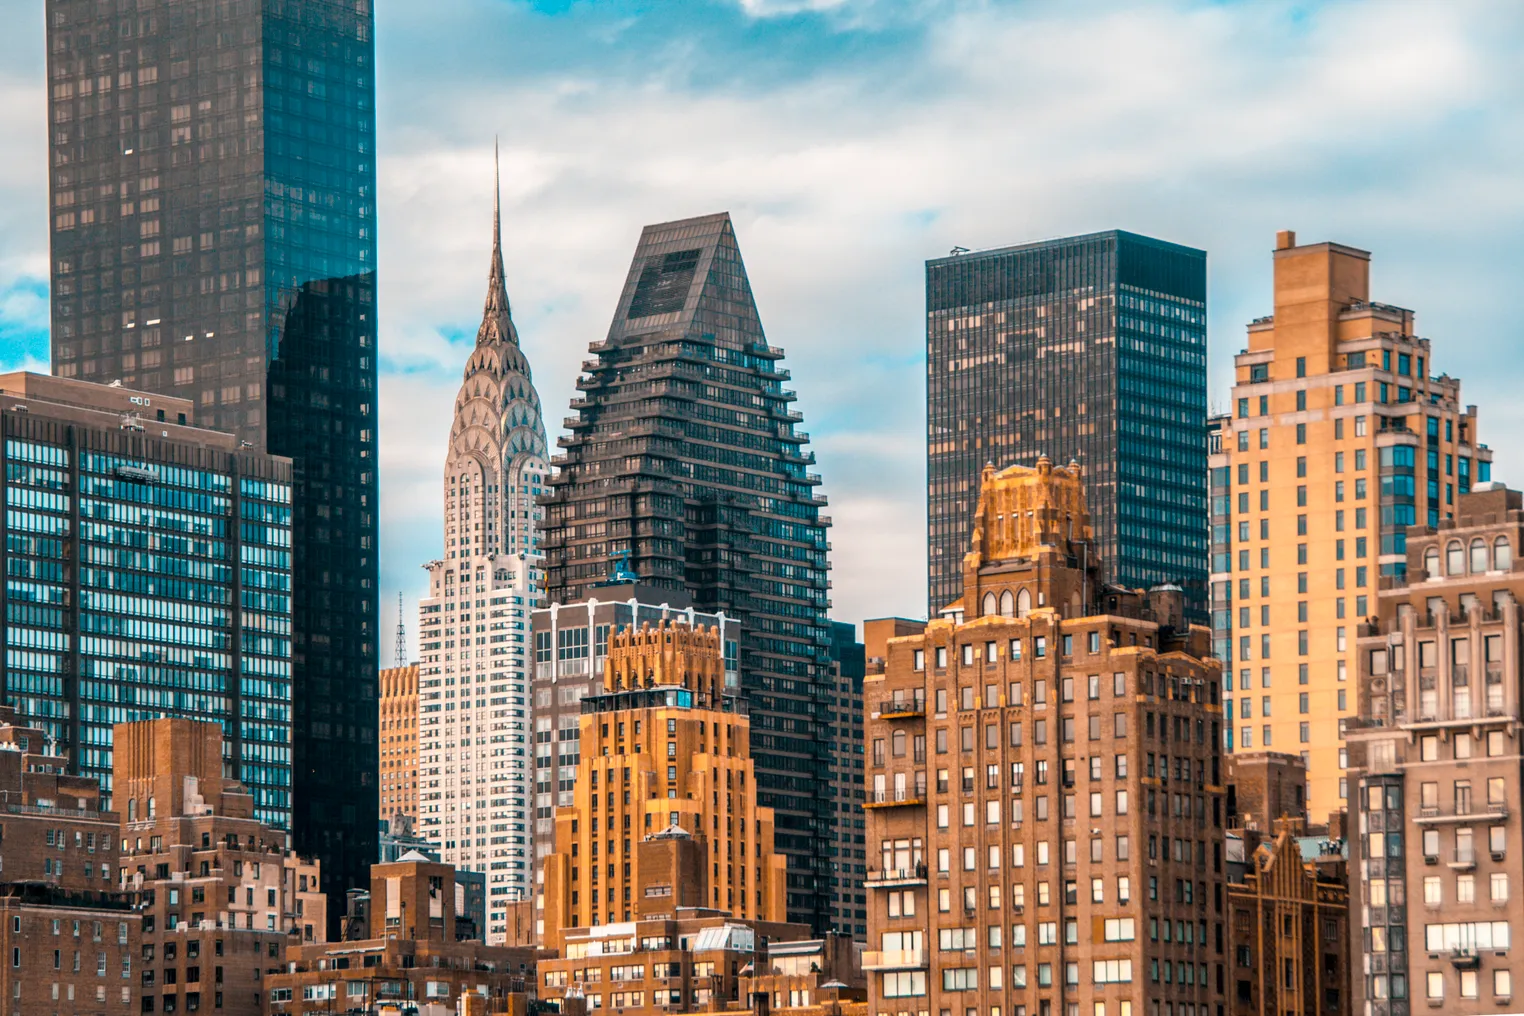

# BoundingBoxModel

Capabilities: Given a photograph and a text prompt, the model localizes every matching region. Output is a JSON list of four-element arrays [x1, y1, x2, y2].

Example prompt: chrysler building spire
[[414, 144, 549, 940], [479, 138, 518, 346]]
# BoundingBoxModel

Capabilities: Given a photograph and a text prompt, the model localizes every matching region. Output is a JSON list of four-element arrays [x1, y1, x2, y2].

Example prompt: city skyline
[[3, 2, 1524, 644]]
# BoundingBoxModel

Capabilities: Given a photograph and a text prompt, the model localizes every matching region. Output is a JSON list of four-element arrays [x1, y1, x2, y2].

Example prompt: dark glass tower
[[926, 230, 1208, 616], [541, 212, 836, 930], [45, 0, 379, 924], [826, 620, 866, 939]]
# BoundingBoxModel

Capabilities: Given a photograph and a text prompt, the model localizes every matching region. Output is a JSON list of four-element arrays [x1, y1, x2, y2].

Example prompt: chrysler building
[[417, 151, 548, 940]]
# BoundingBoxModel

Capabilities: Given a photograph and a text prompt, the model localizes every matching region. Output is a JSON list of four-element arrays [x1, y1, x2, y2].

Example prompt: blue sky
[[3, 0, 1523, 657]]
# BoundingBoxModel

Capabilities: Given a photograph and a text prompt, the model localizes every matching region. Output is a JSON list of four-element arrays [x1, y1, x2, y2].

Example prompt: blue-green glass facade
[[926, 231, 1209, 616], [2, 403, 292, 828], [45, 0, 379, 916]]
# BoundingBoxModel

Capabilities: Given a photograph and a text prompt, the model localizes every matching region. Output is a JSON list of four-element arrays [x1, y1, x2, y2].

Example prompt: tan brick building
[[0, 707, 139, 1015], [1226, 823, 1348, 1016], [114, 719, 324, 1015], [864, 457, 1226, 1016], [1225, 754, 1308, 834], [1211, 231, 1493, 823], [379, 663, 421, 829], [264, 853, 537, 1014], [0, 706, 119, 892], [1348, 484, 1524, 1016], [0, 883, 141, 1016]]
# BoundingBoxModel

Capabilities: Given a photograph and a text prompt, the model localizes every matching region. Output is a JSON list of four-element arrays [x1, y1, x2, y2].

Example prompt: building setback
[[1211, 231, 1492, 824], [114, 717, 324, 1016], [540, 212, 835, 930], [864, 457, 1227, 1016], [0, 373, 291, 826], [45, 0, 381, 921], [416, 171, 548, 941], [538, 620, 843, 1016], [925, 231, 1209, 618], [1348, 483, 1524, 1016], [529, 583, 732, 879]]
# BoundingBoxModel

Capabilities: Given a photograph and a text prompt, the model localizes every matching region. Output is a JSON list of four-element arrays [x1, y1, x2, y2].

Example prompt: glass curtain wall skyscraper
[[540, 212, 836, 931], [0, 374, 292, 828], [926, 230, 1209, 616], [45, 0, 379, 921]]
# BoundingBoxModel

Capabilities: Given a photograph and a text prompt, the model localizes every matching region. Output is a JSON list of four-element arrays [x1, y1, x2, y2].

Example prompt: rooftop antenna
[[395, 592, 407, 667]]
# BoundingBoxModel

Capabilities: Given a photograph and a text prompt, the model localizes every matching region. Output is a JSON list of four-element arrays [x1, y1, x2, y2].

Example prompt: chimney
[[1275, 229, 1297, 251]]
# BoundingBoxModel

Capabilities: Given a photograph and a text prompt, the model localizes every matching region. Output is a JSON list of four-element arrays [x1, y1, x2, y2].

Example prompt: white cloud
[[370, 0, 1524, 630]]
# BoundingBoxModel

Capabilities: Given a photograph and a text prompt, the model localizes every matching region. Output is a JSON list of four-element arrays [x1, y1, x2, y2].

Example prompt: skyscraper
[[925, 231, 1209, 617], [44, 0, 379, 921], [0, 373, 292, 828], [1211, 231, 1492, 820], [541, 212, 835, 930], [416, 165, 548, 942]]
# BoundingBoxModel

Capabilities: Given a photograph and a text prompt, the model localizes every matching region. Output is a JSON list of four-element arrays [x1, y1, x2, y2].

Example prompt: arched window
[[147, 797, 156, 819], [1016, 588, 1032, 619], [126, 799, 137, 822], [1447, 541, 1465, 576], [982, 592, 997, 618], [1471, 539, 1489, 574], [1496, 537, 1513, 571], [999, 590, 1015, 618], [1424, 547, 1439, 579]]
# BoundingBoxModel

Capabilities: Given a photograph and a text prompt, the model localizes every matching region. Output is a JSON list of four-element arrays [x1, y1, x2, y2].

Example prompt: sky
[[2, 0, 1523, 660]]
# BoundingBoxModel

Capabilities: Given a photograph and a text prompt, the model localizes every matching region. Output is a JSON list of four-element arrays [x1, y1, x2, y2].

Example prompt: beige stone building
[[864, 457, 1226, 1016], [114, 718, 324, 1015], [1210, 231, 1492, 823], [1348, 484, 1524, 1016]]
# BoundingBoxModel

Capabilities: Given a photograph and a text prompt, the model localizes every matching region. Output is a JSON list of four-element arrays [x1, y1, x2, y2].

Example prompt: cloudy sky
[[2, 0, 1523, 658]]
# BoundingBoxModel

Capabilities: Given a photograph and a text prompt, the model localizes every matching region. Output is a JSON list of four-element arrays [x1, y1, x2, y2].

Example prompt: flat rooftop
[[0, 371, 249, 454]]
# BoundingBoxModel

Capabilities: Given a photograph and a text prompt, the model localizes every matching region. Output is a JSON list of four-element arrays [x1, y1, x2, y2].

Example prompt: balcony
[[877, 696, 926, 720], [1449, 948, 1481, 970], [1415, 803, 1509, 826], [864, 783, 927, 809], [864, 865, 928, 888], [862, 949, 926, 972]]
